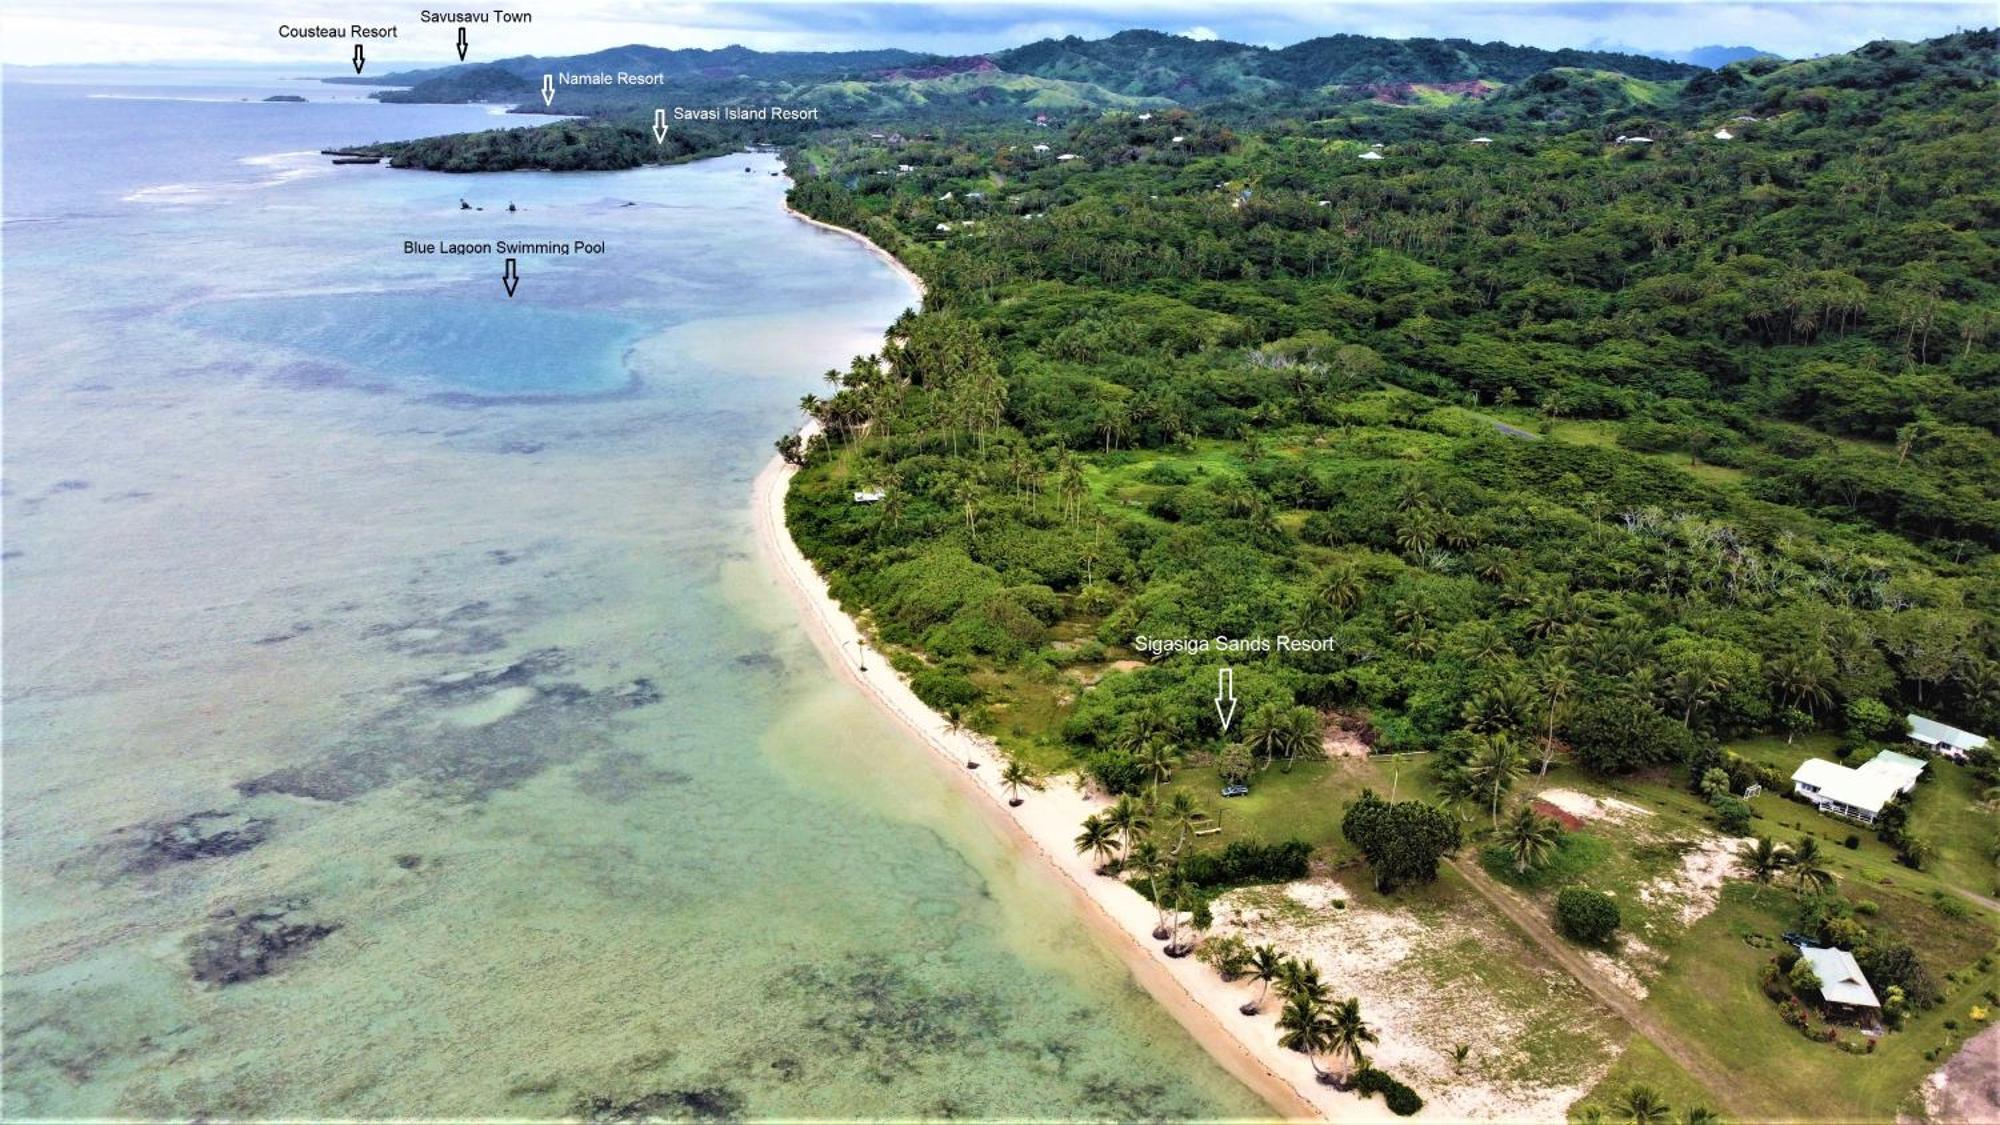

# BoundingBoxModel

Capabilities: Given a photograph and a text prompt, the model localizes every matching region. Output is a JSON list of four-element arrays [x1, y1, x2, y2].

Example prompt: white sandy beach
[[752, 431, 1390, 1123]]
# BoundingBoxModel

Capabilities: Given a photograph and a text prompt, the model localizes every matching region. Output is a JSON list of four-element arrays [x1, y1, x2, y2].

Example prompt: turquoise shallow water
[[181, 295, 642, 398], [2, 72, 1268, 1120]]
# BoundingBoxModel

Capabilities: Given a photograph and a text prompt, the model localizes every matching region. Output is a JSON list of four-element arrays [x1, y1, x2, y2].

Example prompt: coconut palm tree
[[1462, 732, 1527, 829], [1312, 561, 1366, 619], [1137, 743, 1177, 799], [1533, 653, 1578, 774], [1275, 994, 1334, 1083], [1613, 1084, 1674, 1125], [1241, 944, 1285, 1015], [1275, 957, 1328, 1006], [1681, 1107, 1722, 1125], [1129, 840, 1173, 939], [1737, 835, 1788, 900], [1000, 760, 1039, 807], [1504, 806, 1562, 874], [1105, 795, 1150, 867], [1322, 996, 1378, 1086], [1161, 790, 1202, 856], [1073, 815, 1117, 873], [1786, 835, 1833, 895]]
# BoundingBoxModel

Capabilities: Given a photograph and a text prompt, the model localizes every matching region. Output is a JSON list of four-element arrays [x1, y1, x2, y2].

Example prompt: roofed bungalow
[[1357, 150, 1384, 160], [853, 489, 886, 503], [1796, 944, 1881, 1017], [1615, 134, 1654, 144], [1713, 128, 1734, 140], [1791, 750, 1926, 825], [1469, 136, 1494, 144], [1907, 714, 1988, 762]]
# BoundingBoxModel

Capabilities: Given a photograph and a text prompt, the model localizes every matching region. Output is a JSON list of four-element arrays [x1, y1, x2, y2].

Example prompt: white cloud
[[0, 1, 1987, 67], [1181, 25, 1220, 40]]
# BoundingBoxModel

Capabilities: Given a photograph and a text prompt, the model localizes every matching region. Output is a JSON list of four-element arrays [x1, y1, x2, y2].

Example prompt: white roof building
[[1796, 945, 1880, 1009], [853, 489, 886, 503], [1791, 750, 1926, 824], [1615, 135, 1654, 144], [1056, 153, 1079, 161], [1713, 128, 1734, 140], [1470, 136, 1494, 144], [1171, 134, 1186, 143], [1908, 715, 1988, 761], [1032, 143, 1050, 152], [1357, 150, 1384, 160]]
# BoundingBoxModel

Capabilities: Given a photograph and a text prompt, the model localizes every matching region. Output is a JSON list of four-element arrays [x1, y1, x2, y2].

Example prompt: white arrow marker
[[541, 74, 554, 107], [1214, 667, 1238, 733], [652, 108, 668, 145]]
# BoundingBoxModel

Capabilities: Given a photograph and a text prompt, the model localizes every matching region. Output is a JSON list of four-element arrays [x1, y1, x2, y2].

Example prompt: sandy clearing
[[1539, 788, 1653, 824], [1636, 837, 1742, 929], [1216, 881, 1613, 1121]]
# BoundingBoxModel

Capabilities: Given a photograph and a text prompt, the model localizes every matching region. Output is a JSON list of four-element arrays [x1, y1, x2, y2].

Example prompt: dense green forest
[[777, 30, 2000, 794]]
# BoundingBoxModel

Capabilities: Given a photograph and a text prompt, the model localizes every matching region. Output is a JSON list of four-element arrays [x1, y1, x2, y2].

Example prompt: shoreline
[[762, 201, 1362, 1122], [752, 439, 1373, 1123], [782, 200, 931, 300]]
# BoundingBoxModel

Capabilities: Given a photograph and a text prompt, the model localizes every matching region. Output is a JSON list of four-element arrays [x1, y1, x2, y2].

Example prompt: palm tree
[[1787, 835, 1833, 895], [1105, 795, 1149, 867], [1130, 840, 1172, 939], [1462, 732, 1527, 829], [1276, 993, 1334, 1082], [1137, 743, 1177, 799], [1613, 1084, 1674, 1125], [1074, 815, 1117, 873], [1322, 996, 1378, 1086], [1312, 561, 1366, 619], [1241, 944, 1284, 1015], [1275, 957, 1328, 1006], [1681, 1107, 1722, 1125], [1504, 807, 1562, 874], [1161, 790, 1201, 856], [1000, 760, 1038, 807], [1737, 835, 1787, 900], [1533, 653, 1578, 774]]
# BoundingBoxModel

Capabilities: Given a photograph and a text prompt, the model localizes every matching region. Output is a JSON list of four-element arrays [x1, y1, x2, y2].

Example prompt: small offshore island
[[349, 26, 2000, 1123]]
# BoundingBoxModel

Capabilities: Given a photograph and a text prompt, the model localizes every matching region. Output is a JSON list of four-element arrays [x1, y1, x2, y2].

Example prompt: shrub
[[1844, 834, 1861, 849], [1712, 794, 1753, 835], [1197, 933, 1250, 979], [910, 668, 982, 712], [1084, 750, 1146, 797], [1555, 887, 1621, 946], [1353, 1067, 1423, 1117], [1179, 839, 1313, 889]]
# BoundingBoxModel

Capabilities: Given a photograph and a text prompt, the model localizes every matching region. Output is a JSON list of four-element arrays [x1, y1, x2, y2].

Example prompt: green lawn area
[[1591, 883, 1999, 1121], [1151, 753, 1443, 862]]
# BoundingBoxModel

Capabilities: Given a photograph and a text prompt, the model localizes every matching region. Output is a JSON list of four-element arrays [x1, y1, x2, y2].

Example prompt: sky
[[0, 0, 1989, 68]]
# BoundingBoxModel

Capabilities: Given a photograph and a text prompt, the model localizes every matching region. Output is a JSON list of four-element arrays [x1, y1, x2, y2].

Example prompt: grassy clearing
[[1609, 883, 1999, 1121]]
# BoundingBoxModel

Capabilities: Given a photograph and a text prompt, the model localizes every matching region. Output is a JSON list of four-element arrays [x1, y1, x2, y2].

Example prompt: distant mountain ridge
[[334, 28, 1703, 117]]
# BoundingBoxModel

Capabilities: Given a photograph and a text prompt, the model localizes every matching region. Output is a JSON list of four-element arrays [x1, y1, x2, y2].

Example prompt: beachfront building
[[1907, 714, 1988, 762], [1796, 944, 1881, 1017], [1791, 750, 1927, 825]]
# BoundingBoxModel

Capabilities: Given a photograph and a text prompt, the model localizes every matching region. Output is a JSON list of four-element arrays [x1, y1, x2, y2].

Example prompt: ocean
[[0, 70, 1268, 1119]]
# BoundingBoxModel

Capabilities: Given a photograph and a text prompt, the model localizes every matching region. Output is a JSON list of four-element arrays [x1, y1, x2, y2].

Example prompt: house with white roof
[[1907, 714, 1988, 761], [1615, 135, 1654, 144], [1796, 944, 1880, 1011], [1713, 128, 1734, 140], [1469, 136, 1494, 144], [1056, 153, 1079, 161], [853, 489, 886, 503], [1791, 750, 1927, 824], [1357, 151, 1384, 161]]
